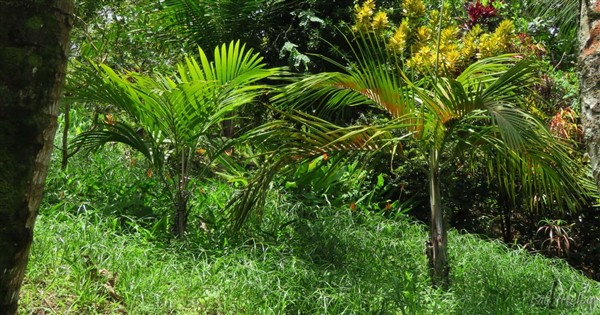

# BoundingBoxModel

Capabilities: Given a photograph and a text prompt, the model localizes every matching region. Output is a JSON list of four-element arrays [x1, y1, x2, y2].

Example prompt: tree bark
[[61, 101, 71, 170], [0, 1, 73, 314], [580, 0, 600, 190], [426, 149, 449, 288]]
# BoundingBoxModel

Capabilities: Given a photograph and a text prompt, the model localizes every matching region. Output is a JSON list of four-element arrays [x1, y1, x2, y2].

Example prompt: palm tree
[[231, 35, 594, 287], [68, 40, 283, 237]]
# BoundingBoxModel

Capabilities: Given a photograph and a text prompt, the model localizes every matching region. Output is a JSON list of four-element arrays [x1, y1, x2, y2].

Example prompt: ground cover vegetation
[[16, 0, 600, 313]]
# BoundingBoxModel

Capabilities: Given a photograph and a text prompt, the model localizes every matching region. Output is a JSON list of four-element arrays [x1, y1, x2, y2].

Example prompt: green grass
[[19, 143, 600, 314], [20, 202, 600, 314]]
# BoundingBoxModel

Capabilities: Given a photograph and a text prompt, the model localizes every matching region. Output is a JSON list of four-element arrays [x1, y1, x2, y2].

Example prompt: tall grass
[[20, 138, 600, 314], [21, 201, 600, 314]]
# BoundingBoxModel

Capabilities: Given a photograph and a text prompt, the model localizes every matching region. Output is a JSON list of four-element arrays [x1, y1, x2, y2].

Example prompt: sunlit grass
[[19, 144, 600, 314], [21, 201, 600, 314]]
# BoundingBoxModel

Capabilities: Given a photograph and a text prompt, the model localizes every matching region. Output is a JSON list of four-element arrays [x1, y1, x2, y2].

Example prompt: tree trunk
[[61, 101, 70, 170], [426, 149, 449, 288], [0, 1, 73, 313], [499, 187, 513, 244], [579, 0, 600, 190], [174, 192, 188, 238]]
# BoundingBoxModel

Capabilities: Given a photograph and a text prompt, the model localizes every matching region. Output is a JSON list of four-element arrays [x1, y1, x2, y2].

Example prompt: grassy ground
[[17, 144, 600, 314], [20, 203, 600, 314]]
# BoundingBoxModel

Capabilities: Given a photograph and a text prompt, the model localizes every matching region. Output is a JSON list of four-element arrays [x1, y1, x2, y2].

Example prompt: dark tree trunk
[[499, 187, 513, 244], [580, 0, 600, 190], [0, 1, 73, 314], [174, 192, 189, 238]]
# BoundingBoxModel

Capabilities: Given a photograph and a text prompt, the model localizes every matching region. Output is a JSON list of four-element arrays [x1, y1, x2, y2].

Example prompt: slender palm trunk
[[499, 187, 513, 243], [173, 150, 190, 237], [174, 190, 188, 237], [427, 148, 449, 288], [0, 1, 73, 313]]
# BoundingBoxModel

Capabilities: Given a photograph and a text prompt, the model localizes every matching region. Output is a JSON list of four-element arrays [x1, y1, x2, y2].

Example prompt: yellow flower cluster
[[477, 20, 515, 59], [354, 0, 375, 32], [428, 5, 454, 29], [352, 1, 523, 77], [408, 25, 461, 75], [386, 0, 427, 54], [353, 0, 389, 34], [372, 11, 390, 33], [388, 20, 410, 53], [459, 25, 482, 64]]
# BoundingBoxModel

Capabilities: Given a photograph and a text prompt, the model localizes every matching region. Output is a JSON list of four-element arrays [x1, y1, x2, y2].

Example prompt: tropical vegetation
[[68, 41, 283, 236], [11, 0, 600, 313]]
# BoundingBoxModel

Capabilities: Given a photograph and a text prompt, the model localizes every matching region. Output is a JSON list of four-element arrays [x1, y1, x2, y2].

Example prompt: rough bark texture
[[0, 1, 73, 314], [580, 0, 600, 189]]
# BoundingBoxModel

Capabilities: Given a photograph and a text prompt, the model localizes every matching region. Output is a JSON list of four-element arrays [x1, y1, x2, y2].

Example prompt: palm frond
[[525, 0, 579, 43], [162, 0, 269, 50], [228, 27, 593, 228], [71, 122, 163, 170], [274, 30, 411, 119], [228, 108, 415, 226], [67, 41, 283, 175]]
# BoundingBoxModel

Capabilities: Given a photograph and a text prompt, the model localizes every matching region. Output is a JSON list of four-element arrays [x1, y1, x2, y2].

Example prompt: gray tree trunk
[[579, 0, 600, 189], [0, 1, 73, 314], [426, 148, 449, 288]]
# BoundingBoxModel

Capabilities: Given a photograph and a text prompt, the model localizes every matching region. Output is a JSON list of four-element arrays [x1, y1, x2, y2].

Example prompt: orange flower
[[349, 202, 357, 211], [385, 202, 392, 211], [196, 148, 206, 155], [146, 168, 153, 178], [323, 153, 329, 161], [105, 113, 117, 125]]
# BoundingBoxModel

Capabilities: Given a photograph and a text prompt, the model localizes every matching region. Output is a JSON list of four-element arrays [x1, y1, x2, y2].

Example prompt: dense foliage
[[18, 0, 600, 312]]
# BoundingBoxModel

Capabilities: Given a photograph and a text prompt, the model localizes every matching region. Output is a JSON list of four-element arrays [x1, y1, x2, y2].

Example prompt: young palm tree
[[68, 40, 283, 237], [231, 36, 594, 287]]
